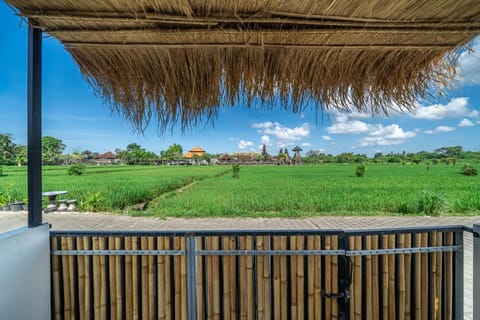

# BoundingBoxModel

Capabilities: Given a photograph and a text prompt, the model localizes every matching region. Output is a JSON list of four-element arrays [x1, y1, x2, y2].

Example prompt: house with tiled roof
[[183, 146, 206, 159]]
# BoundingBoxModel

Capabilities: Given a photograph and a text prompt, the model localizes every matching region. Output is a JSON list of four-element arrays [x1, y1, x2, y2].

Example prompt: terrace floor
[[1, 212, 479, 319]]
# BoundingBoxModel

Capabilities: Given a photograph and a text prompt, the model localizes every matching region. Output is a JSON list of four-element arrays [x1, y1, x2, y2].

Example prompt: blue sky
[[1, 3, 480, 156]]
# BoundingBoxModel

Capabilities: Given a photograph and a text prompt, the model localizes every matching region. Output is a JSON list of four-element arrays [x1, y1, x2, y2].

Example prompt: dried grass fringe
[[69, 46, 459, 132]]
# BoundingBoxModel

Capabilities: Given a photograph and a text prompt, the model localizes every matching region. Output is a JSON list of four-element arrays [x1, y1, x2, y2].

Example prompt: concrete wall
[[0, 224, 51, 320]]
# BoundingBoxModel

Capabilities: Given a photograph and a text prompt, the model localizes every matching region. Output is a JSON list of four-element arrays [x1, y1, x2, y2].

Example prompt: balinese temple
[[183, 146, 206, 159], [292, 146, 303, 164]]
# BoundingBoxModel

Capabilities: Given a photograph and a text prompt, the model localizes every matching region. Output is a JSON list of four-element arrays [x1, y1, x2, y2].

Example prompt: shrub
[[0, 166, 3, 176], [232, 164, 240, 179], [462, 164, 478, 176], [67, 164, 86, 176], [417, 191, 448, 216], [355, 165, 366, 177], [81, 191, 107, 211]]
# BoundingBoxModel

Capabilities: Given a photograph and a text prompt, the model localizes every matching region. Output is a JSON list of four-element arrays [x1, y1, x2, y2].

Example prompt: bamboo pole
[[421, 233, 428, 320], [239, 236, 247, 320], [398, 234, 406, 320], [76, 237, 85, 320], [157, 237, 166, 320], [67, 237, 76, 320], [93, 236, 101, 319], [446, 232, 453, 320], [381, 235, 389, 320], [132, 237, 139, 320], [365, 236, 373, 320], [206, 236, 213, 319], [61, 237, 72, 319], [148, 237, 155, 320], [246, 236, 254, 320], [263, 236, 271, 320], [388, 234, 396, 320], [280, 236, 288, 320], [196, 237, 203, 319], [314, 236, 322, 320], [257, 236, 265, 320], [223, 237, 231, 320], [51, 237, 61, 320], [181, 237, 188, 320], [273, 236, 281, 318], [84, 237, 91, 320], [164, 237, 172, 320], [99, 237, 107, 320], [173, 237, 181, 319], [108, 236, 117, 320], [325, 236, 332, 319], [141, 237, 149, 320], [435, 233, 443, 320], [354, 236, 362, 320], [115, 237, 122, 320], [349, 238, 355, 320], [414, 233, 421, 320], [371, 235, 380, 320], [125, 237, 133, 319], [212, 237, 220, 320], [332, 236, 339, 320], [290, 236, 298, 319], [229, 236, 237, 320], [307, 236, 315, 320], [430, 232, 438, 320], [296, 235, 305, 320], [404, 234, 412, 320]]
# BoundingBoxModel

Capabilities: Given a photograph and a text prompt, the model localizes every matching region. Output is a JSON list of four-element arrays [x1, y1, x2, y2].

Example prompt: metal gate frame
[[51, 224, 478, 320]]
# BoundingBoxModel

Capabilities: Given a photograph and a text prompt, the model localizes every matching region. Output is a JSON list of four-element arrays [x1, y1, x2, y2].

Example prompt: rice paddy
[[0, 164, 478, 216]]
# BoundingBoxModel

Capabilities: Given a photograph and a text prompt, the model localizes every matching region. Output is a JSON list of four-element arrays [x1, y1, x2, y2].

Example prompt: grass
[[0, 164, 478, 216], [144, 164, 480, 217]]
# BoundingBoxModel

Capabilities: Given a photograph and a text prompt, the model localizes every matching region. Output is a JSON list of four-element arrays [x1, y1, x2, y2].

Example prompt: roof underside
[[6, 0, 480, 131]]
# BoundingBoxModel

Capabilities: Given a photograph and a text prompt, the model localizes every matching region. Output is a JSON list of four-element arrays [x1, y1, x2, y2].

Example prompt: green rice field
[[0, 164, 479, 216]]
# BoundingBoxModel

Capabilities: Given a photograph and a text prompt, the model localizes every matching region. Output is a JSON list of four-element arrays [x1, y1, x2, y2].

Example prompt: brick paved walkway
[[1, 212, 479, 318]]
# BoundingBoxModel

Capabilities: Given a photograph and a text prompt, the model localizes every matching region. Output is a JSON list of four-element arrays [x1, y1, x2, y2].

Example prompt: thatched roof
[[6, 0, 480, 131]]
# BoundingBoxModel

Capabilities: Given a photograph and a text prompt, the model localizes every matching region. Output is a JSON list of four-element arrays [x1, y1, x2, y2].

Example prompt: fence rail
[[50, 226, 468, 320]]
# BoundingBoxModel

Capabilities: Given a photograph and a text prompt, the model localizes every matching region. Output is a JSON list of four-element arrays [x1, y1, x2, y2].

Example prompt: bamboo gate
[[50, 226, 471, 320]]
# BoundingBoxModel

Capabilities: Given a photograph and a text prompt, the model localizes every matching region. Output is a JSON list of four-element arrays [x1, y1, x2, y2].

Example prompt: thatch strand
[[5, 0, 480, 131], [69, 46, 459, 131]]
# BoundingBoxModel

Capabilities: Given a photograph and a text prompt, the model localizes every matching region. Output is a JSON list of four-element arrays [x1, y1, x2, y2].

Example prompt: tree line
[[1, 133, 479, 166]]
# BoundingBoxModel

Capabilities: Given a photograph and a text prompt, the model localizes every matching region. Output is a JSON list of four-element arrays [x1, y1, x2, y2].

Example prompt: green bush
[[0, 166, 3, 176], [417, 191, 448, 216], [232, 164, 240, 179], [81, 191, 107, 211], [355, 165, 366, 177], [462, 164, 478, 176], [67, 164, 86, 176]]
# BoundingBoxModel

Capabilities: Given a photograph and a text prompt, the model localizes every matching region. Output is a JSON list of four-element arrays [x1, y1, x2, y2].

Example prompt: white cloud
[[229, 137, 235, 141], [322, 135, 333, 141], [412, 97, 479, 120], [253, 121, 310, 144], [456, 38, 480, 85], [238, 140, 254, 149], [424, 126, 456, 134], [458, 118, 474, 127], [261, 135, 272, 146], [252, 122, 274, 130], [301, 142, 311, 147], [357, 124, 416, 147], [326, 120, 371, 134], [368, 124, 416, 140]]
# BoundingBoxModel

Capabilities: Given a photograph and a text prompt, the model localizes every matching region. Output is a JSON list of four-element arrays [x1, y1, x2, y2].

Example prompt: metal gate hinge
[[321, 289, 350, 302]]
